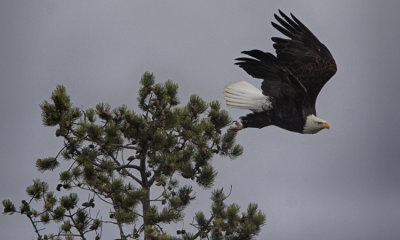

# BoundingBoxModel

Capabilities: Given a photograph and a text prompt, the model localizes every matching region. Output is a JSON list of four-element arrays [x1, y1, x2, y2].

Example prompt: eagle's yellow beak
[[322, 122, 331, 130]]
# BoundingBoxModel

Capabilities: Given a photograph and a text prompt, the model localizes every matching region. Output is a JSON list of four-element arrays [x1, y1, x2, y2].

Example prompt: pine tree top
[[3, 72, 265, 240]]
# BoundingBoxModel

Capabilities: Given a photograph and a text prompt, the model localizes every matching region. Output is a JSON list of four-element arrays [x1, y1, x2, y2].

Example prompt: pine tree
[[3, 72, 265, 240]]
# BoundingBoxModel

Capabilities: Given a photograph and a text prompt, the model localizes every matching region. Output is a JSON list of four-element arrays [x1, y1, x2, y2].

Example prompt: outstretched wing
[[235, 49, 306, 101], [271, 10, 337, 104]]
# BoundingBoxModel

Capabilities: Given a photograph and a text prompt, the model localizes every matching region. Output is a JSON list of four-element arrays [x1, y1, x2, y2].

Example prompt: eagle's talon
[[230, 121, 244, 131]]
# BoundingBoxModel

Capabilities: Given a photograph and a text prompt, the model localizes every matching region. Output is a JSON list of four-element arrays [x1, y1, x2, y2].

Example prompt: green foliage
[[59, 170, 72, 182], [52, 206, 66, 221], [40, 212, 51, 224], [36, 157, 59, 172], [61, 220, 72, 232], [40, 85, 81, 128], [196, 165, 217, 188], [3, 72, 265, 240], [2, 199, 16, 214], [74, 209, 89, 232], [26, 179, 48, 200], [44, 192, 57, 211], [60, 193, 78, 210], [191, 188, 266, 239]]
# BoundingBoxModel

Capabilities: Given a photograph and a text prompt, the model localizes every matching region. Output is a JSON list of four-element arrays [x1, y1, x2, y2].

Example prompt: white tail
[[224, 80, 272, 112]]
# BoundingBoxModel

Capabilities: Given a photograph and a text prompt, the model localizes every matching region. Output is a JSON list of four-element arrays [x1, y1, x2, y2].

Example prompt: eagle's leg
[[240, 112, 272, 129], [230, 121, 244, 131]]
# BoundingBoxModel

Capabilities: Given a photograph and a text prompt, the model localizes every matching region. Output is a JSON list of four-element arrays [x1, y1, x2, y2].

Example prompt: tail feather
[[224, 80, 272, 112]]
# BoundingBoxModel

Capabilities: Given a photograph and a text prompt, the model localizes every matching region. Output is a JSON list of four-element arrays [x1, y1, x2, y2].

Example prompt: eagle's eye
[[316, 121, 323, 124]]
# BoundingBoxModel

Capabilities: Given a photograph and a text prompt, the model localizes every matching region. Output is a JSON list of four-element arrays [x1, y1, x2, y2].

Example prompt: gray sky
[[1, 1, 400, 239]]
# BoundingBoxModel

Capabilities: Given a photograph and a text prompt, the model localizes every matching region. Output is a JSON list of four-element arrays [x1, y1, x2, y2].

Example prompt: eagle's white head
[[302, 114, 330, 134]]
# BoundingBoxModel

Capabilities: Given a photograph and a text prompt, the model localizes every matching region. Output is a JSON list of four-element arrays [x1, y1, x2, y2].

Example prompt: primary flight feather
[[224, 10, 337, 134]]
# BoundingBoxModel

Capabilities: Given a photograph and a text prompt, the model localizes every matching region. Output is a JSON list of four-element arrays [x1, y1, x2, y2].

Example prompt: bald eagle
[[224, 10, 337, 134]]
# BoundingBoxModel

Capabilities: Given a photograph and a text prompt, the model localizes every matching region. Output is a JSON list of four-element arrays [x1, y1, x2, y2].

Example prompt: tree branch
[[26, 214, 43, 240], [191, 214, 214, 240], [114, 164, 142, 172], [114, 144, 141, 151], [67, 209, 87, 240], [109, 154, 143, 186]]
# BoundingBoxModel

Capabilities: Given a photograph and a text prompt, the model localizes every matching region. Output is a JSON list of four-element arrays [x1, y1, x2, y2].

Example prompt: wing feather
[[235, 50, 306, 100], [271, 10, 337, 104]]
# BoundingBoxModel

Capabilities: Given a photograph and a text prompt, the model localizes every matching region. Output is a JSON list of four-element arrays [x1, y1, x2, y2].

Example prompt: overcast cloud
[[1, 1, 400, 239]]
